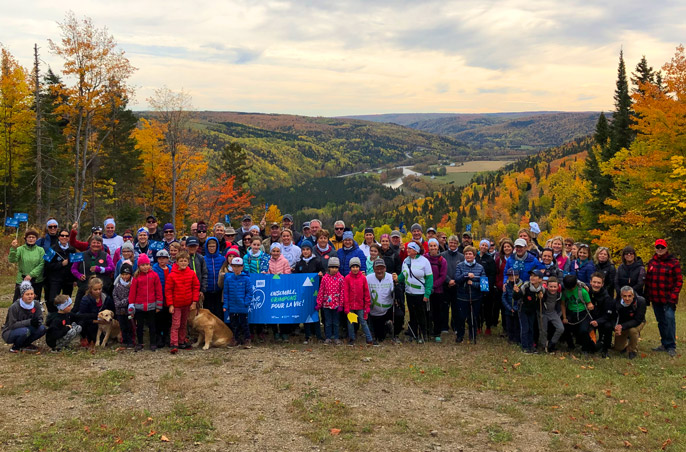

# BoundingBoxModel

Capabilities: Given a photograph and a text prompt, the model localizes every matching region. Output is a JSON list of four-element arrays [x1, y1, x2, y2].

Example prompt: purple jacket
[[427, 254, 447, 294]]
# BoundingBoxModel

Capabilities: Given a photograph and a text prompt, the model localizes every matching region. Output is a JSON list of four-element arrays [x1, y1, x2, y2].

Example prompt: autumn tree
[[0, 46, 34, 217], [209, 142, 251, 189], [49, 12, 136, 220]]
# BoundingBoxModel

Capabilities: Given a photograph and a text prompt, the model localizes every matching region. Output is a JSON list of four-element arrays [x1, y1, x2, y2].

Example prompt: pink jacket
[[316, 273, 345, 309], [343, 271, 370, 314], [129, 269, 163, 312], [268, 255, 292, 275]]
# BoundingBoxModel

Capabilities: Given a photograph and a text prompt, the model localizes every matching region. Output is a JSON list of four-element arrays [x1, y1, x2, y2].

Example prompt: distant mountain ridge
[[342, 111, 602, 151]]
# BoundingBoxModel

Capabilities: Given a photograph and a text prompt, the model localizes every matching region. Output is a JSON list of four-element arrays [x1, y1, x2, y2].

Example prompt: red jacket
[[165, 266, 200, 308], [343, 271, 370, 314], [645, 253, 683, 305], [399, 239, 429, 261], [129, 270, 163, 312]]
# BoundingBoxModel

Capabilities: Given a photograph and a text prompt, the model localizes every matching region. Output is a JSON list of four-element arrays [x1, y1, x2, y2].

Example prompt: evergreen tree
[[607, 50, 633, 160], [210, 142, 251, 188], [584, 113, 612, 229], [631, 55, 655, 96]]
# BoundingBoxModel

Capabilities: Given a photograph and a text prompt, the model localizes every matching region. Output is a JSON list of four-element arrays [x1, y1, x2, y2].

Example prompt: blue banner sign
[[14, 213, 28, 222], [149, 240, 165, 252], [248, 273, 319, 324], [5, 217, 19, 228], [70, 252, 84, 263], [224, 214, 230, 224], [43, 247, 56, 262]]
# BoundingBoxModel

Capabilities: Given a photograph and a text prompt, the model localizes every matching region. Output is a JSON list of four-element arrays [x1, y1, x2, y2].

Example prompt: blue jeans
[[322, 308, 340, 340], [653, 303, 677, 350], [347, 309, 372, 342], [519, 311, 536, 351], [456, 298, 482, 341], [6, 325, 46, 348]]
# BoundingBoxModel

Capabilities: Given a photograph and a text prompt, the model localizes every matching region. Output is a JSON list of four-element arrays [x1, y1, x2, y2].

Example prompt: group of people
[[2, 214, 682, 359]]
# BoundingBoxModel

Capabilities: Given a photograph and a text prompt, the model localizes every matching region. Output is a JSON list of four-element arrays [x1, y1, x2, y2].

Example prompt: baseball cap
[[186, 237, 200, 247], [373, 258, 386, 268], [390, 230, 402, 238], [231, 257, 243, 266], [655, 239, 668, 248], [156, 249, 170, 258], [514, 238, 528, 247]]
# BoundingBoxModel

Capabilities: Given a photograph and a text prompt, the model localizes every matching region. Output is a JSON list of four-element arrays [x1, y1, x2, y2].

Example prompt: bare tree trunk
[[73, 112, 83, 221], [171, 146, 176, 226], [34, 44, 43, 223]]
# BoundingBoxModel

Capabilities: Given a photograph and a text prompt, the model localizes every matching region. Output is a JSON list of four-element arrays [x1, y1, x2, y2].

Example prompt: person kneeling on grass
[[2, 281, 45, 353], [610, 286, 647, 360], [223, 257, 253, 348], [166, 252, 200, 354], [46, 295, 82, 352], [344, 257, 373, 346]]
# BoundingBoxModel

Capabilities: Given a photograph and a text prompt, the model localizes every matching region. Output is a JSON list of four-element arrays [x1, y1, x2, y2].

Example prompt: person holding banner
[[268, 242, 292, 341], [45, 229, 76, 313], [294, 240, 324, 344], [9, 230, 45, 303], [37, 218, 60, 252]]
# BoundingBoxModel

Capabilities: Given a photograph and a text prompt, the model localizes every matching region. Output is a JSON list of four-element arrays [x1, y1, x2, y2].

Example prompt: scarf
[[20, 299, 35, 310], [529, 283, 543, 293], [317, 244, 329, 252], [302, 256, 313, 263], [59, 243, 69, 250], [464, 260, 475, 267]]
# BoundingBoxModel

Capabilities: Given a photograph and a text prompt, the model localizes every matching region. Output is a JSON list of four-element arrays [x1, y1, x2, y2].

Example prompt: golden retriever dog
[[95, 310, 122, 347], [189, 308, 234, 350]]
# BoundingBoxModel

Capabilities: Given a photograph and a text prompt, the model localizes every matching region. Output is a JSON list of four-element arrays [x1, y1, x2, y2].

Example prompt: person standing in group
[[615, 246, 645, 299], [359, 228, 379, 258], [400, 224, 429, 261], [393, 242, 433, 343], [36, 218, 60, 252], [184, 237, 208, 306], [593, 247, 616, 299], [458, 231, 473, 254], [45, 229, 76, 313], [477, 238, 498, 335], [112, 263, 135, 348], [162, 223, 178, 253], [129, 254, 163, 352], [9, 230, 45, 303], [313, 230, 336, 268], [280, 229, 302, 270], [538, 276, 564, 353], [645, 239, 682, 357], [166, 252, 200, 353], [426, 238, 447, 342], [244, 236, 270, 274], [453, 246, 485, 343], [112, 229, 135, 265], [2, 281, 46, 353], [367, 258, 396, 343], [115, 242, 138, 279], [343, 257, 373, 346], [282, 215, 301, 244], [152, 249, 172, 348], [443, 235, 465, 335], [513, 269, 545, 354], [144, 216, 164, 242], [223, 257, 253, 348], [195, 221, 209, 254], [102, 217, 124, 258], [71, 236, 114, 310], [203, 237, 226, 320], [331, 220, 346, 251], [134, 227, 154, 262], [337, 231, 366, 277], [495, 238, 513, 336], [316, 257, 345, 345], [294, 240, 324, 344], [561, 274, 595, 354], [587, 272, 615, 358], [268, 243, 292, 341]]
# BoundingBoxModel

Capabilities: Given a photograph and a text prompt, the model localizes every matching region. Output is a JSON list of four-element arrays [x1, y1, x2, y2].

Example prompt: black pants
[[229, 313, 250, 343], [597, 324, 614, 352], [135, 310, 157, 347], [429, 291, 445, 337], [442, 285, 455, 332], [80, 319, 98, 343], [46, 280, 74, 313], [370, 309, 393, 342], [14, 281, 44, 304], [117, 313, 134, 346], [155, 309, 171, 347], [406, 293, 428, 340], [564, 311, 593, 352], [203, 291, 223, 320]]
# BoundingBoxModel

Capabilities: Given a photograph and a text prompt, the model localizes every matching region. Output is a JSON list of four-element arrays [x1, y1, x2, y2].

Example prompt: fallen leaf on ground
[[147, 430, 156, 437], [513, 362, 521, 368], [661, 439, 672, 450], [114, 437, 123, 445], [638, 427, 648, 433], [624, 440, 632, 448], [330, 428, 341, 436], [160, 435, 169, 442], [83, 426, 91, 434], [551, 429, 560, 434], [605, 390, 612, 397]]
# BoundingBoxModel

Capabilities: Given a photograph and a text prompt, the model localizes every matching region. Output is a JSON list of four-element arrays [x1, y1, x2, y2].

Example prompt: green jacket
[[8, 244, 45, 284]]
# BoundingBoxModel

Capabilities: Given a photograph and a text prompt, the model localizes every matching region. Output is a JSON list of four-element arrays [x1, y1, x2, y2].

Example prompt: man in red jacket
[[645, 239, 682, 357]]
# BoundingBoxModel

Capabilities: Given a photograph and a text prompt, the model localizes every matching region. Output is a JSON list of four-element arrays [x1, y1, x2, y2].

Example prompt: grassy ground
[[0, 280, 684, 451], [421, 171, 476, 186]]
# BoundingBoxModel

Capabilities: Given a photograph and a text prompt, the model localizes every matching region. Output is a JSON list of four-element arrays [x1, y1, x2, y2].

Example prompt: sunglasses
[[335, 227, 344, 230], [147, 220, 156, 223], [656, 245, 666, 250], [164, 230, 174, 234], [48, 225, 58, 229], [123, 236, 133, 240], [197, 229, 207, 233], [92, 231, 102, 235], [624, 251, 635, 255], [59, 234, 69, 238]]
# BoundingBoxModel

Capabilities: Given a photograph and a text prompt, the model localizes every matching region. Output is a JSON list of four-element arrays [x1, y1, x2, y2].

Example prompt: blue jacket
[[152, 263, 171, 296], [337, 244, 367, 277], [454, 260, 485, 301], [243, 251, 270, 274], [503, 253, 545, 285], [37, 234, 57, 253], [204, 237, 226, 293], [571, 259, 596, 285], [115, 257, 138, 280], [223, 271, 253, 318], [501, 283, 518, 313]]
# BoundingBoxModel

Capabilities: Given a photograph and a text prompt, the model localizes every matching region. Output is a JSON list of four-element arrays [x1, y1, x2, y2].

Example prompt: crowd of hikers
[[2, 213, 682, 358]]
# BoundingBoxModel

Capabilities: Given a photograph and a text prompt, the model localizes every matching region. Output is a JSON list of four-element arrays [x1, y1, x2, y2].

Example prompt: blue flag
[[149, 241, 165, 252], [248, 273, 319, 324], [480, 276, 490, 292], [43, 247, 56, 262], [265, 203, 269, 211], [5, 217, 19, 228], [224, 214, 231, 224], [466, 224, 472, 232], [81, 201, 87, 210], [14, 213, 28, 222], [399, 222, 406, 234], [70, 252, 84, 263]]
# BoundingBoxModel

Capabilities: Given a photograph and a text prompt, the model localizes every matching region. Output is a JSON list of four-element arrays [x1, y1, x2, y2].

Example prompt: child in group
[[152, 249, 172, 348], [294, 240, 324, 344], [538, 276, 564, 353], [112, 262, 135, 348], [513, 269, 545, 353], [76, 276, 115, 347], [46, 294, 83, 351], [223, 257, 253, 347], [2, 281, 45, 353], [501, 269, 521, 344], [244, 236, 270, 274], [129, 254, 163, 352], [316, 257, 345, 345], [343, 257, 373, 346], [165, 252, 199, 354]]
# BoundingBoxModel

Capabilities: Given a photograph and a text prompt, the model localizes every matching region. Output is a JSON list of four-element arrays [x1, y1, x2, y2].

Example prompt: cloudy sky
[[1, 1, 683, 116]]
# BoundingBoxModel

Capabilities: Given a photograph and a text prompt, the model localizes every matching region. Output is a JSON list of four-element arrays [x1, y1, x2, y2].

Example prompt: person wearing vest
[[71, 236, 114, 312]]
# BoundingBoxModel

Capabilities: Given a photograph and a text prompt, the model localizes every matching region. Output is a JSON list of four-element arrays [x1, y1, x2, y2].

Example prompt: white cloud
[[0, 0, 683, 115]]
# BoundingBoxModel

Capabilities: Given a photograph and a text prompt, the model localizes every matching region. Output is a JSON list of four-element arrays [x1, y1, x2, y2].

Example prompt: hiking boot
[[324, 339, 332, 345], [485, 328, 492, 336], [392, 337, 401, 345], [601, 350, 609, 359], [9, 346, 21, 353], [80, 338, 90, 348], [372, 340, 380, 347], [134, 344, 143, 352], [180, 342, 193, 350], [435, 336, 442, 343], [282, 334, 290, 342], [242, 339, 252, 349], [652, 345, 666, 352], [667, 348, 677, 357], [455, 336, 464, 344], [348, 339, 355, 346], [303, 339, 309, 345], [627, 351, 637, 359], [334, 339, 342, 346], [417, 338, 424, 344], [150, 345, 157, 352], [170, 347, 178, 354], [366, 340, 374, 346], [23, 344, 39, 352]]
